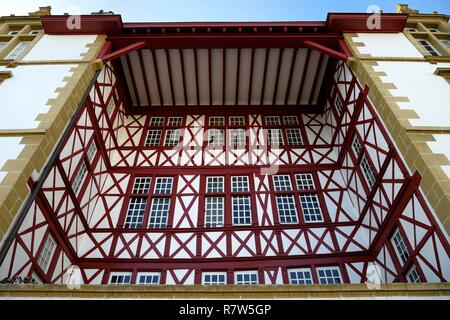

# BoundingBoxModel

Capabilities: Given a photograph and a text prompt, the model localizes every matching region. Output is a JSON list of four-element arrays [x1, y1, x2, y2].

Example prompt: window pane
[[148, 198, 170, 228], [232, 196, 252, 225], [283, 116, 299, 125], [145, 130, 162, 146], [231, 176, 249, 192], [37, 235, 56, 272], [168, 117, 182, 126], [235, 271, 258, 285], [150, 117, 165, 126], [288, 268, 313, 284], [229, 116, 245, 126], [206, 176, 224, 193], [125, 197, 147, 228], [132, 177, 152, 194], [205, 197, 224, 228], [317, 267, 342, 284], [286, 128, 303, 145], [300, 193, 323, 222], [154, 177, 173, 194], [265, 116, 281, 126], [273, 175, 292, 191], [209, 116, 225, 126], [295, 173, 315, 190], [164, 129, 181, 146], [276, 195, 298, 223], [268, 128, 284, 146], [208, 128, 224, 146]]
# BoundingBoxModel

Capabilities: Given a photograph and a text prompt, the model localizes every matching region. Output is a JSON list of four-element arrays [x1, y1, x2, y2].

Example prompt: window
[[267, 128, 284, 146], [295, 173, 314, 190], [229, 116, 245, 126], [37, 235, 56, 272], [265, 116, 281, 126], [30, 30, 41, 35], [276, 195, 298, 224], [106, 97, 115, 116], [288, 268, 313, 284], [335, 95, 344, 112], [168, 116, 182, 126], [428, 27, 439, 33], [145, 129, 162, 146], [273, 175, 292, 191], [202, 272, 227, 285], [72, 162, 88, 194], [441, 40, 450, 50], [231, 176, 249, 193], [209, 116, 225, 126], [230, 128, 246, 147], [352, 136, 362, 155], [5, 41, 30, 60], [8, 30, 20, 35], [300, 194, 323, 222], [132, 177, 152, 194], [137, 272, 161, 285], [86, 141, 97, 161], [392, 229, 410, 264], [360, 155, 376, 187], [235, 271, 258, 285], [164, 129, 181, 147], [286, 128, 303, 145], [205, 176, 224, 193], [232, 196, 252, 225], [148, 198, 170, 228], [154, 177, 173, 194], [204, 197, 224, 227], [150, 117, 165, 126], [208, 128, 224, 146], [125, 198, 147, 228], [406, 266, 421, 283], [317, 267, 342, 284], [0, 42, 6, 50], [407, 27, 417, 32], [109, 272, 132, 285], [418, 39, 440, 56], [283, 116, 299, 125]]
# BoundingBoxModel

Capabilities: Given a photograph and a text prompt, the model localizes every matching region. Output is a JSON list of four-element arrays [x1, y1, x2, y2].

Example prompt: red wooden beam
[[303, 40, 347, 61], [102, 41, 146, 62]]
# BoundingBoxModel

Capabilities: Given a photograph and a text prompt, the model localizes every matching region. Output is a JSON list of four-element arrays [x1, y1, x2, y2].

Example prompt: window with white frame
[[168, 116, 182, 126], [317, 267, 342, 284], [137, 272, 161, 285], [106, 97, 115, 116], [286, 128, 303, 145], [209, 116, 225, 126], [283, 116, 299, 125], [148, 198, 170, 228], [267, 128, 283, 146], [273, 175, 292, 191], [276, 195, 298, 224], [202, 272, 227, 285], [37, 234, 56, 272], [428, 27, 439, 33], [229, 116, 245, 126], [206, 176, 224, 193], [406, 265, 421, 283], [150, 117, 165, 126], [360, 155, 376, 187], [208, 128, 224, 146], [300, 193, 323, 222], [8, 30, 20, 35], [231, 176, 249, 192], [125, 197, 147, 228], [5, 41, 30, 60], [164, 129, 181, 147], [30, 30, 41, 35], [230, 128, 246, 147], [288, 268, 313, 284], [86, 141, 97, 161], [154, 177, 173, 194], [132, 177, 152, 194], [204, 197, 224, 228], [295, 173, 314, 190], [72, 161, 88, 194], [235, 271, 258, 285], [418, 39, 440, 56], [407, 27, 417, 32], [392, 229, 410, 264], [441, 40, 450, 50], [232, 196, 252, 225], [109, 272, 132, 284], [0, 42, 6, 50], [265, 116, 281, 126], [335, 95, 344, 112], [145, 129, 162, 146], [352, 136, 362, 155]]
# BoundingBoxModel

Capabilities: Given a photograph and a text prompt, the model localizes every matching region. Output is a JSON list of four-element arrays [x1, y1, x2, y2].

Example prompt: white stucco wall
[[352, 33, 423, 58], [0, 64, 74, 129], [0, 137, 25, 183], [427, 134, 450, 180], [372, 61, 450, 127], [23, 35, 98, 61]]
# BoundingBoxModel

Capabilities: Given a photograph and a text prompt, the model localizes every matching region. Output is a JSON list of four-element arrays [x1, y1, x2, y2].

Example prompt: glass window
[[268, 128, 284, 146], [72, 162, 88, 194], [168, 116, 182, 126], [232, 196, 252, 225], [145, 129, 162, 146], [109, 272, 132, 284], [273, 175, 292, 191], [360, 155, 376, 187], [230, 128, 246, 147], [406, 266, 421, 283], [206, 176, 224, 193], [300, 194, 323, 222], [286, 128, 303, 145], [37, 235, 56, 272], [352, 136, 362, 155], [235, 271, 258, 285], [148, 198, 170, 228], [209, 116, 225, 126], [231, 176, 249, 193], [441, 40, 450, 50], [137, 272, 161, 285], [229, 116, 245, 126], [86, 141, 97, 161], [208, 128, 224, 146], [295, 173, 315, 190], [418, 39, 440, 56], [132, 177, 152, 194], [202, 272, 227, 285], [335, 95, 344, 112], [317, 267, 342, 284], [149, 117, 165, 126], [204, 197, 224, 228], [392, 229, 410, 264], [283, 116, 299, 125], [125, 198, 147, 228], [265, 116, 281, 126], [154, 177, 173, 194], [276, 195, 298, 224], [5, 42, 30, 60], [288, 268, 313, 284], [164, 129, 181, 147]]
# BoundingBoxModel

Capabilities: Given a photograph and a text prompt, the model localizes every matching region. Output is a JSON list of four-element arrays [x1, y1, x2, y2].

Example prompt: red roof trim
[[41, 15, 122, 35], [326, 13, 408, 33]]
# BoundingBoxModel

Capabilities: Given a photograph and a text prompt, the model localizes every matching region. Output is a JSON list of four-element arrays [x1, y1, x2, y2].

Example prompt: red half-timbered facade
[[0, 13, 449, 286]]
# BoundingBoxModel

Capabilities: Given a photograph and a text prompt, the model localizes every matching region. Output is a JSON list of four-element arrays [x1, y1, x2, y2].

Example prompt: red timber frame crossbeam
[[102, 41, 147, 62], [303, 40, 347, 61]]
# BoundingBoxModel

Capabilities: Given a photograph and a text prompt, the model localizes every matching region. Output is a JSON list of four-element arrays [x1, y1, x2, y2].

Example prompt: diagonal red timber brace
[[303, 40, 348, 61], [102, 41, 147, 62]]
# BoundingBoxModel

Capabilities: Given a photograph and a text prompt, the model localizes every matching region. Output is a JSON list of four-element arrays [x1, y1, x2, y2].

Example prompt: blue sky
[[1, 0, 449, 21]]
